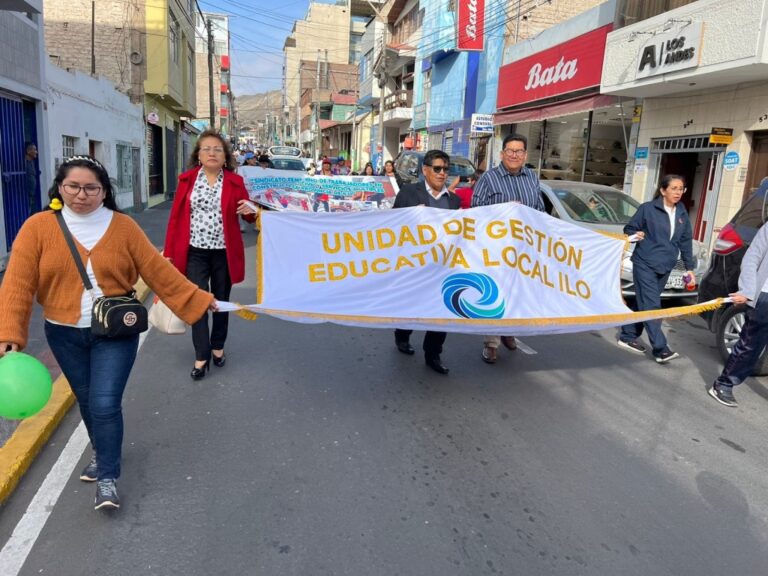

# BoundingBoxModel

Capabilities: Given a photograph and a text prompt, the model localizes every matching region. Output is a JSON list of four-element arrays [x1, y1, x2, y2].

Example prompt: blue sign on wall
[[635, 147, 649, 160], [723, 151, 740, 171]]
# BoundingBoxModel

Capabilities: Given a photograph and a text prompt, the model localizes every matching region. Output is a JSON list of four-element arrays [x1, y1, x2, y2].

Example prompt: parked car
[[269, 156, 306, 171], [539, 181, 709, 299], [697, 177, 768, 374], [268, 146, 302, 158], [394, 150, 476, 185]]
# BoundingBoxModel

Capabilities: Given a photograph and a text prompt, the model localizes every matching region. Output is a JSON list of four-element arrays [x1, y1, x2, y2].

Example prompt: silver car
[[539, 181, 708, 299]]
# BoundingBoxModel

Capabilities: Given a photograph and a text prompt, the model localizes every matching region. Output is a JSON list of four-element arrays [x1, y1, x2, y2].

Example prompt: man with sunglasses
[[393, 149, 461, 375], [471, 134, 545, 364]]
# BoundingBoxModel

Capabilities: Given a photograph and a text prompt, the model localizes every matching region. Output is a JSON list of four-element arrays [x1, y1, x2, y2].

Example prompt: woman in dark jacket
[[164, 130, 257, 379], [617, 174, 695, 363]]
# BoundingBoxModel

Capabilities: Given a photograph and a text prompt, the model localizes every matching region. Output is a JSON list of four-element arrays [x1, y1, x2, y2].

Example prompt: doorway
[[743, 131, 768, 202]]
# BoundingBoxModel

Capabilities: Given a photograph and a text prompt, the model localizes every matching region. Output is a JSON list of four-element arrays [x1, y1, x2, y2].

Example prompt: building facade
[[193, 12, 233, 137], [0, 0, 49, 265]]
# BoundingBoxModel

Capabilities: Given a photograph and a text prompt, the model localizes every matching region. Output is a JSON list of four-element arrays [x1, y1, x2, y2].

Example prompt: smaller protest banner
[[240, 167, 399, 212]]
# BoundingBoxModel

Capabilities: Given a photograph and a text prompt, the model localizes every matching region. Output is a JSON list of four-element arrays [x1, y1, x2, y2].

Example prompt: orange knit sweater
[[0, 210, 214, 349]]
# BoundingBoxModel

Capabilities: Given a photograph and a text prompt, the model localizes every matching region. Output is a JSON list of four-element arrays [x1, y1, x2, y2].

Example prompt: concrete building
[[601, 0, 768, 249], [193, 12, 233, 137], [284, 0, 382, 149], [0, 0, 49, 266], [46, 64, 146, 211]]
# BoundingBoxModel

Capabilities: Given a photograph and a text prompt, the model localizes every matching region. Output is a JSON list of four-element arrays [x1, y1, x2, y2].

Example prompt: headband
[[64, 155, 105, 171]]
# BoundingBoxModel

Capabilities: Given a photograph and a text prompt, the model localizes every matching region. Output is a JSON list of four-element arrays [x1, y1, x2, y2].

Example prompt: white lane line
[[0, 328, 152, 576], [515, 340, 537, 355]]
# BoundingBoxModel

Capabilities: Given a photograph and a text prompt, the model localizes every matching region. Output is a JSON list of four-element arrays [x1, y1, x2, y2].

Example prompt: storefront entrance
[[648, 136, 725, 247]]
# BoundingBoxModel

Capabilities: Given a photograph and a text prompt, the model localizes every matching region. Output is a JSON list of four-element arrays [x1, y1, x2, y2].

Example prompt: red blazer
[[163, 166, 255, 284]]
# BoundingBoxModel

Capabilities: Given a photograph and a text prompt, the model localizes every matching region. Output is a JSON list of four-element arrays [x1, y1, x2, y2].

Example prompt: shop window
[[62, 135, 76, 159]]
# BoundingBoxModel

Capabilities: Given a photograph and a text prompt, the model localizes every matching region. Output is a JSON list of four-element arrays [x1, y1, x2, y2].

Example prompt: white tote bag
[[148, 296, 187, 335]]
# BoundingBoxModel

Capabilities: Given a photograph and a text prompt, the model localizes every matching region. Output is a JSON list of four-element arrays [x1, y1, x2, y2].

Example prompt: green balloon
[[0, 352, 53, 420]]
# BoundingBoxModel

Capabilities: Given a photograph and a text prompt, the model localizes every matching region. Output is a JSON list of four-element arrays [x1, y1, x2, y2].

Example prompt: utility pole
[[314, 49, 321, 160], [377, 25, 387, 171], [91, 1, 96, 74], [207, 17, 216, 130]]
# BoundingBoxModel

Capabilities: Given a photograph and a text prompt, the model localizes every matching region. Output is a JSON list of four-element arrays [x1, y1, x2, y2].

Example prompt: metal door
[[698, 151, 724, 248], [0, 95, 28, 250], [132, 147, 143, 212], [165, 127, 177, 199]]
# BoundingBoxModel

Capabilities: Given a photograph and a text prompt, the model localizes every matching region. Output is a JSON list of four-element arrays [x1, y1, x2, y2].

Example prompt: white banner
[[219, 203, 723, 335]]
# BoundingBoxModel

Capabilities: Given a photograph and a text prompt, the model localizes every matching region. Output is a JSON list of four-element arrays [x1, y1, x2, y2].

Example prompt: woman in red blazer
[[164, 130, 257, 379]]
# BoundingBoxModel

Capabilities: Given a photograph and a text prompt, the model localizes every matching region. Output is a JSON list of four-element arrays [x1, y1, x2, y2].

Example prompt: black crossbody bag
[[55, 211, 148, 338]]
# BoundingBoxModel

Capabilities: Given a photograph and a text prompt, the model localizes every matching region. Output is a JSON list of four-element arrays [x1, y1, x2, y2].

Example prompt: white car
[[540, 181, 708, 299]]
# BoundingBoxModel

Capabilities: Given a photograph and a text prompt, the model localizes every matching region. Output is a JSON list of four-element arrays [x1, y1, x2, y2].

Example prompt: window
[[360, 50, 372, 81], [169, 11, 179, 64], [349, 32, 363, 65], [423, 69, 431, 103], [116, 144, 132, 192], [62, 135, 76, 159]]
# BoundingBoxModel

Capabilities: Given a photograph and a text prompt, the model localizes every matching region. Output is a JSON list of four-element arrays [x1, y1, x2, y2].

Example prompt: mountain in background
[[235, 90, 284, 130]]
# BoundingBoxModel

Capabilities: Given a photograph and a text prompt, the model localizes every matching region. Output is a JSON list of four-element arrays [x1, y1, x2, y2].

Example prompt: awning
[[493, 94, 618, 126]]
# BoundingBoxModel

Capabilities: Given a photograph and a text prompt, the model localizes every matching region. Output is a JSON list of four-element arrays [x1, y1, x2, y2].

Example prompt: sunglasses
[[425, 164, 449, 174]]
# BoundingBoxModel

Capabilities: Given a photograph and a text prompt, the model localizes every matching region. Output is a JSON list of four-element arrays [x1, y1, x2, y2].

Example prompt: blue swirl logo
[[441, 273, 506, 319]]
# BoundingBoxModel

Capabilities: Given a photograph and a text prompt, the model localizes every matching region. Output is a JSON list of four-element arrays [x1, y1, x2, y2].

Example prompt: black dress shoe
[[396, 341, 415, 355], [425, 356, 449, 375], [212, 352, 226, 367], [190, 360, 210, 380]]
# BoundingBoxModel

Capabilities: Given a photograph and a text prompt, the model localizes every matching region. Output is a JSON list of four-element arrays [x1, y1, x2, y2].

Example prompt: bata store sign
[[497, 24, 611, 109], [457, 0, 484, 51]]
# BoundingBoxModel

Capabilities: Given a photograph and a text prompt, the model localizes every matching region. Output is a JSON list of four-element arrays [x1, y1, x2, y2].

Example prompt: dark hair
[[384, 160, 394, 168], [25, 142, 36, 153], [363, 162, 375, 175], [502, 134, 527, 150], [48, 155, 119, 211], [188, 129, 236, 171], [654, 174, 686, 198], [258, 155, 271, 164], [423, 149, 450, 167]]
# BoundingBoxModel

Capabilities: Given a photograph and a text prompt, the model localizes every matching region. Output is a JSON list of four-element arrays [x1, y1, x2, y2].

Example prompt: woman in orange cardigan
[[0, 156, 216, 511], [163, 130, 257, 380]]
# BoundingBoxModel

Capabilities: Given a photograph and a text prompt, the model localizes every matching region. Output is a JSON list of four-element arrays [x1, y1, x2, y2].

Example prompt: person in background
[[319, 159, 333, 177], [258, 154, 273, 169], [708, 222, 768, 407], [0, 155, 216, 511], [393, 149, 461, 375], [472, 134, 545, 364], [24, 142, 39, 217], [307, 161, 317, 176], [454, 170, 483, 209], [243, 152, 258, 167], [333, 158, 350, 176], [617, 174, 695, 363], [363, 162, 375, 176], [164, 130, 258, 381]]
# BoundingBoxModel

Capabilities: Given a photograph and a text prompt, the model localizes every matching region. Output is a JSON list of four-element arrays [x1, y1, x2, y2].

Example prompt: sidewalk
[[0, 202, 173, 501]]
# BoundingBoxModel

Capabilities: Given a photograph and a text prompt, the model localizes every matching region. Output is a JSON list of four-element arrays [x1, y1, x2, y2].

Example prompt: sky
[[198, 0, 311, 96]]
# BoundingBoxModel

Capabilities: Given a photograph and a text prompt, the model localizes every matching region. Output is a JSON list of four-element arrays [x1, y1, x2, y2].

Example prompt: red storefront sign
[[457, 0, 484, 51], [497, 24, 611, 110]]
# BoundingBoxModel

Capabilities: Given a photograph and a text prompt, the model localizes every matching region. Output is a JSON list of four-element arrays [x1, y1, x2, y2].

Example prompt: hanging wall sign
[[457, 0, 485, 51]]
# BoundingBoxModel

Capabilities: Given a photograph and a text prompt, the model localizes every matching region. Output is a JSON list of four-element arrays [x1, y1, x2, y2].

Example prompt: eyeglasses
[[200, 146, 224, 154], [503, 148, 527, 157], [61, 183, 103, 196], [425, 164, 449, 174], [668, 186, 687, 192]]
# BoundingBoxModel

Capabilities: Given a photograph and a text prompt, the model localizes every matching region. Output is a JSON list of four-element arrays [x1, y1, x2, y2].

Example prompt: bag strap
[[55, 211, 94, 292]]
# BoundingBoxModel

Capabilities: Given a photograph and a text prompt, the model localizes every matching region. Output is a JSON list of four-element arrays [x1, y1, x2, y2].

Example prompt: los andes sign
[[457, 0, 484, 51], [497, 24, 612, 109]]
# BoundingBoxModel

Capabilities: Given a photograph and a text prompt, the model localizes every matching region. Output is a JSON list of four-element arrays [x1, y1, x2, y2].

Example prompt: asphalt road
[[2, 238, 768, 575]]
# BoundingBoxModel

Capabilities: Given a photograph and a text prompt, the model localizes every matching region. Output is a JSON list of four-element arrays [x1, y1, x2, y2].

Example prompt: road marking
[[0, 328, 152, 576], [515, 340, 537, 355]]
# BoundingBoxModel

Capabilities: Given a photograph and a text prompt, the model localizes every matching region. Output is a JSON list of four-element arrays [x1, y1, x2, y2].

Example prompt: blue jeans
[[620, 259, 671, 356], [715, 294, 768, 388], [45, 322, 139, 480]]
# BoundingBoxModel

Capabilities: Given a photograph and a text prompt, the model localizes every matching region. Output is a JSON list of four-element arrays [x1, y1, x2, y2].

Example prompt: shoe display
[[190, 360, 210, 380], [501, 336, 517, 351], [708, 383, 738, 407], [79, 454, 98, 482], [396, 341, 415, 355], [426, 356, 449, 375], [212, 351, 226, 367], [617, 339, 647, 354], [481, 346, 497, 364], [654, 350, 680, 364], [94, 479, 120, 510]]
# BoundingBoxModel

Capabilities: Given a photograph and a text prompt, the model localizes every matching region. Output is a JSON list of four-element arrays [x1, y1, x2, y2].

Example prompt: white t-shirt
[[664, 204, 676, 239]]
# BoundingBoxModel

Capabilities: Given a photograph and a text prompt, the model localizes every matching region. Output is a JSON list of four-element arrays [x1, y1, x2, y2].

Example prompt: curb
[[0, 279, 152, 504]]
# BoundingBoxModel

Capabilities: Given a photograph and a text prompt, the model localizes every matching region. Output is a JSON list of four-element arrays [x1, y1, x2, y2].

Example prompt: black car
[[394, 150, 476, 185], [698, 177, 768, 374]]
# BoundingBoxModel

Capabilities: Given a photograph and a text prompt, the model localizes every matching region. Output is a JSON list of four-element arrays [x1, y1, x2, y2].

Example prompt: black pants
[[394, 329, 447, 359], [186, 247, 232, 361]]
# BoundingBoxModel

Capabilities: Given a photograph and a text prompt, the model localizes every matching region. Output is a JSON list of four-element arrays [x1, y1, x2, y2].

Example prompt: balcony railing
[[384, 89, 412, 111]]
